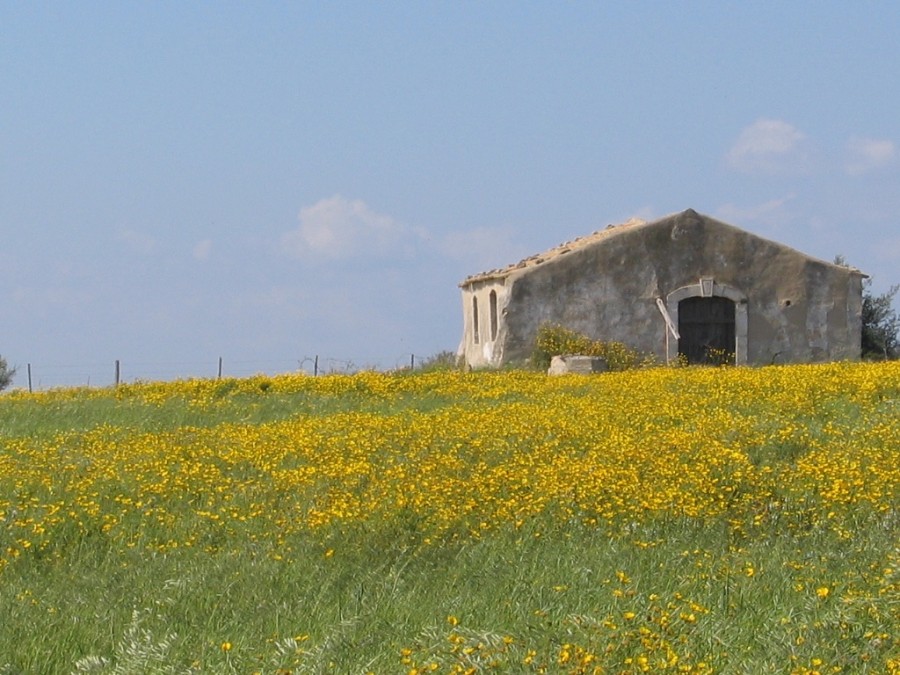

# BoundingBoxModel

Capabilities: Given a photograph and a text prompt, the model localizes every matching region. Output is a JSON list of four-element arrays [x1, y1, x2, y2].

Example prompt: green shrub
[[531, 323, 654, 371], [0, 355, 15, 391], [416, 350, 461, 372]]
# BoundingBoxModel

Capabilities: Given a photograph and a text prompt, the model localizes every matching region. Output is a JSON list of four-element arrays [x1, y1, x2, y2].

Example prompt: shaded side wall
[[493, 211, 862, 366]]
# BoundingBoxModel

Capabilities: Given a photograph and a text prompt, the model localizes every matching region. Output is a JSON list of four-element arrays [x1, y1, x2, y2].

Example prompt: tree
[[861, 282, 899, 360], [0, 355, 15, 391]]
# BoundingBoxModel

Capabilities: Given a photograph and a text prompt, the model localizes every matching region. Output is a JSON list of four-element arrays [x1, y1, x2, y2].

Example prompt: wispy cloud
[[193, 239, 213, 261], [439, 225, 526, 273], [716, 195, 797, 231], [845, 136, 896, 175], [117, 229, 157, 255], [11, 286, 93, 310], [280, 195, 424, 261], [874, 235, 900, 263], [230, 286, 312, 319], [725, 119, 809, 174]]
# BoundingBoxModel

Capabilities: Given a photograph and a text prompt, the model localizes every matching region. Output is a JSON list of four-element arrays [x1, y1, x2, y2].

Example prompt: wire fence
[[10, 351, 455, 392]]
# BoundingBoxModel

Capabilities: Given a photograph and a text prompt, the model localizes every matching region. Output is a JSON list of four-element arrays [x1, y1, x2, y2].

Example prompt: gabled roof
[[459, 208, 865, 287]]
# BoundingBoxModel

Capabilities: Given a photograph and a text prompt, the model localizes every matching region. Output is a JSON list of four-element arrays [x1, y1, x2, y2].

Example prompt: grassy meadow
[[0, 362, 898, 674]]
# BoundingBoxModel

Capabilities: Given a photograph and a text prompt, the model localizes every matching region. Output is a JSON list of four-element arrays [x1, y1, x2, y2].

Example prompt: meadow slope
[[0, 362, 898, 674]]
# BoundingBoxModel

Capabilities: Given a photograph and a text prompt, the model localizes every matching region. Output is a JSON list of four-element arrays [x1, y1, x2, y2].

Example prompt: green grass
[[0, 366, 897, 673], [1, 515, 895, 673]]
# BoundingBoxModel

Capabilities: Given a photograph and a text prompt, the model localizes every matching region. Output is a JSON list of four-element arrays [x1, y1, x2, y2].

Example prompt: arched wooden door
[[677, 296, 736, 364]]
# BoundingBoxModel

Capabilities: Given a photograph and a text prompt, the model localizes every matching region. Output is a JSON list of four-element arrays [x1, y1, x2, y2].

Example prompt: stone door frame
[[665, 279, 748, 365]]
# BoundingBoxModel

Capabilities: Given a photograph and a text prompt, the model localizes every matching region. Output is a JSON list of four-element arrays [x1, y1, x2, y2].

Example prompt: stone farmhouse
[[457, 209, 865, 369]]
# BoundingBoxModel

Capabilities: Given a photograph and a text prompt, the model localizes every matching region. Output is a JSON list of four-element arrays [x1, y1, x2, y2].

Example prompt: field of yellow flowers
[[0, 361, 897, 673]]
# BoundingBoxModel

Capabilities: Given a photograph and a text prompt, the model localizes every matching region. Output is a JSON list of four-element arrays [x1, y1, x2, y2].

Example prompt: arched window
[[489, 290, 498, 341], [472, 296, 480, 344]]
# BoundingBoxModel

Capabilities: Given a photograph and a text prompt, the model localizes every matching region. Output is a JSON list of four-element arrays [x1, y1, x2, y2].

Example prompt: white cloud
[[726, 119, 809, 174], [281, 195, 424, 260], [193, 239, 213, 261], [845, 136, 896, 175]]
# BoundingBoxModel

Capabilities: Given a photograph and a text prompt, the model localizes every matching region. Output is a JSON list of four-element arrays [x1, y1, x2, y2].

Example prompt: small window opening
[[472, 296, 480, 344], [489, 290, 498, 341]]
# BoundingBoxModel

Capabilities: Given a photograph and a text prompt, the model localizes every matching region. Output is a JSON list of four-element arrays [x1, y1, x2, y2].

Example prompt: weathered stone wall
[[460, 210, 863, 368]]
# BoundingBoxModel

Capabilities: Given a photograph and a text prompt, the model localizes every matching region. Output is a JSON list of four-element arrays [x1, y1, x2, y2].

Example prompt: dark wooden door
[[678, 297, 736, 364]]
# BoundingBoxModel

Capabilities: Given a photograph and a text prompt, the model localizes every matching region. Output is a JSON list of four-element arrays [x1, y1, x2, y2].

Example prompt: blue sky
[[2, 2, 898, 387]]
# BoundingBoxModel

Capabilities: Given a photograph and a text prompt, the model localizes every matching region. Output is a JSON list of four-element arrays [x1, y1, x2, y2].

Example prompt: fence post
[[218, 357, 223, 379], [314, 355, 318, 377], [115, 360, 120, 387], [27, 363, 32, 393], [410, 353, 415, 370]]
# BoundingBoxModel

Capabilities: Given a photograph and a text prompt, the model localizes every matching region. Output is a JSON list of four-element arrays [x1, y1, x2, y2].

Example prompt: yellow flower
[[816, 586, 830, 599], [221, 641, 232, 652]]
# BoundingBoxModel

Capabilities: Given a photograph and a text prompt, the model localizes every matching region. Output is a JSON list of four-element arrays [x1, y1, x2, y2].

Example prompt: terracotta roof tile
[[460, 217, 646, 286]]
